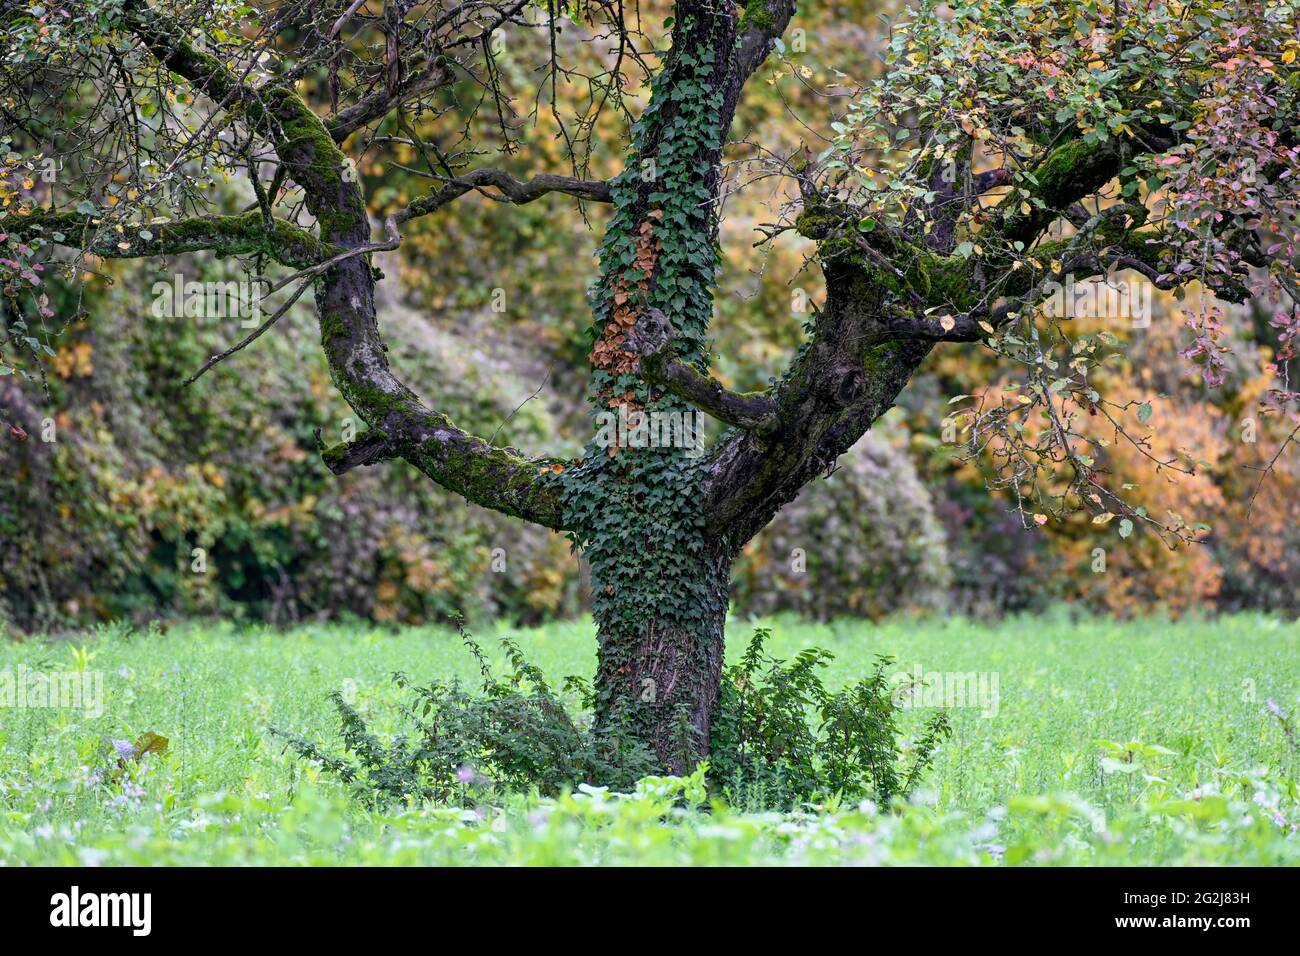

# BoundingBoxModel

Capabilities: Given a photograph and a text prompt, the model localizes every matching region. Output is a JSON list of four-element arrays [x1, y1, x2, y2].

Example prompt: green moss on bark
[[740, 0, 774, 32], [0, 209, 332, 268]]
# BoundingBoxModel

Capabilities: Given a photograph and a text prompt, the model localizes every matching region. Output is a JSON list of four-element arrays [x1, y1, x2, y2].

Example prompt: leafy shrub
[[710, 627, 951, 810], [276, 622, 950, 810], [730, 433, 952, 621], [272, 617, 658, 804]]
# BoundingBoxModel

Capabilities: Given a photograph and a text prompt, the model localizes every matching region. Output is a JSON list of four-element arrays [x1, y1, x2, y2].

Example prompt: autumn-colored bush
[[0, 252, 581, 634], [879, 242, 1300, 619]]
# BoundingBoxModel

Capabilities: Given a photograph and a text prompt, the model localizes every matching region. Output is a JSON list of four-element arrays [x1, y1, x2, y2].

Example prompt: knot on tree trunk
[[821, 362, 867, 408], [627, 306, 675, 374]]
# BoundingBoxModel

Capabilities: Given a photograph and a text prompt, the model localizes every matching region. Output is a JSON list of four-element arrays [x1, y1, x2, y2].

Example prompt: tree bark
[[591, 539, 732, 775]]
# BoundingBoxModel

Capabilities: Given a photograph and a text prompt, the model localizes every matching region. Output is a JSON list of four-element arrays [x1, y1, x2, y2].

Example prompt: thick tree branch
[[733, 1, 800, 87], [121, 0, 569, 530], [987, 126, 1174, 253], [704, 334, 934, 545], [630, 308, 779, 432], [0, 210, 330, 269], [704, 114, 1176, 539], [122, 0, 357, 205], [701, 242, 919, 540]]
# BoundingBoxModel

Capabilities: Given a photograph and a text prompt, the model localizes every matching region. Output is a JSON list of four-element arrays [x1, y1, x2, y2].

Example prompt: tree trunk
[[569, 5, 806, 778], [591, 535, 732, 776]]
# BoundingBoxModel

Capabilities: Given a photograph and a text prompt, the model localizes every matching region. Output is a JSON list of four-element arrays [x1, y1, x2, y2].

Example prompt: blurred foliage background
[[2, 0, 1298, 634]]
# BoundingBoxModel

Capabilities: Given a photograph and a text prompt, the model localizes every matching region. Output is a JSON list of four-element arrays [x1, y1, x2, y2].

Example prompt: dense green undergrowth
[[1, 611, 1296, 865], [270, 620, 949, 809]]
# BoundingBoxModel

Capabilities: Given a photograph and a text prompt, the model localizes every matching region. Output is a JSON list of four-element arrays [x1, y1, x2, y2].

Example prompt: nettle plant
[[1, 0, 1298, 775]]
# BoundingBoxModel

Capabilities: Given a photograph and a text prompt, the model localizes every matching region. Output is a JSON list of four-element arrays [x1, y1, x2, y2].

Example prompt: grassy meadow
[[1, 612, 1297, 865]]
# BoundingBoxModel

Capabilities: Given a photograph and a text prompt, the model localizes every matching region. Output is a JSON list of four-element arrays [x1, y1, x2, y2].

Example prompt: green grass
[[1, 611, 1297, 865]]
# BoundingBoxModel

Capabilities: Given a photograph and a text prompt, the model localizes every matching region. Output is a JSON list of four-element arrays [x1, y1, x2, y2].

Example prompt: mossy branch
[[0, 210, 331, 269], [630, 308, 780, 433], [121, 0, 569, 530]]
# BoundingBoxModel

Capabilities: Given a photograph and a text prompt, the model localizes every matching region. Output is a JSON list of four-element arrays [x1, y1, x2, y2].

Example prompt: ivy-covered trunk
[[590, 523, 732, 774], [582, 444, 738, 775], [561, 10, 742, 775]]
